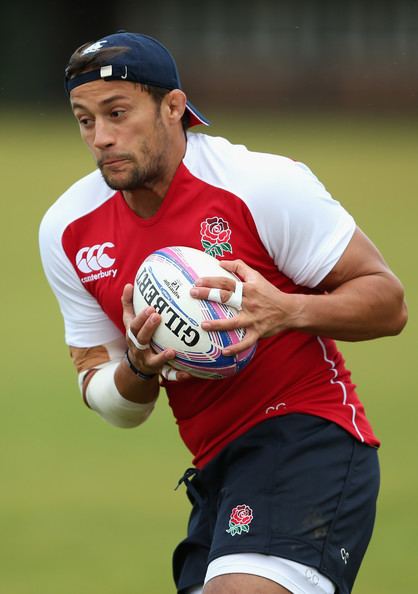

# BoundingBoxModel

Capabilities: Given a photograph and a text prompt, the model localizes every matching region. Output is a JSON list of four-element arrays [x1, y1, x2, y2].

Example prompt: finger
[[222, 329, 259, 356], [129, 306, 156, 333], [128, 345, 177, 376], [219, 259, 259, 282], [161, 365, 192, 382], [194, 275, 236, 291], [145, 348, 176, 369], [127, 327, 149, 350], [201, 314, 247, 332], [224, 280, 243, 310], [126, 307, 160, 355], [206, 282, 242, 310], [132, 311, 162, 347], [191, 277, 243, 309], [191, 286, 234, 304]]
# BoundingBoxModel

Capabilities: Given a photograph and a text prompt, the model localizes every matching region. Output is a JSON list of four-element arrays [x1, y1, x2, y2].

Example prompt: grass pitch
[[1, 108, 416, 593]]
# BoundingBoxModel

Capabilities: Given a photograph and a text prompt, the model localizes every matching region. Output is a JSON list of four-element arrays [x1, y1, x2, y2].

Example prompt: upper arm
[[316, 227, 399, 292], [237, 157, 356, 288], [70, 336, 126, 404], [70, 336, 126, 372], [39, 186, 121, 347]]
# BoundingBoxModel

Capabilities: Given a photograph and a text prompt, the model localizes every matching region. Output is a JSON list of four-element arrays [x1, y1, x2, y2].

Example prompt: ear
[[162, 89, 187, 125]]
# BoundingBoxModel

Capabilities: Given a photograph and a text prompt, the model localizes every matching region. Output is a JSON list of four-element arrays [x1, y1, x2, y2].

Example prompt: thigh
[[204, 574, 291, 594], [204, 553, 335, 594], [182, 557, 333, 594]]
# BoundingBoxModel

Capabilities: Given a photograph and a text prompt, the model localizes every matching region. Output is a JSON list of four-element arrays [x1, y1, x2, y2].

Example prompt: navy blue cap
[[65, 32, 210, 128]]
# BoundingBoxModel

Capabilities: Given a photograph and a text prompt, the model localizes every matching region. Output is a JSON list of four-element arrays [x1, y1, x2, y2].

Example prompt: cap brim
[[186, 100, 210, 127]]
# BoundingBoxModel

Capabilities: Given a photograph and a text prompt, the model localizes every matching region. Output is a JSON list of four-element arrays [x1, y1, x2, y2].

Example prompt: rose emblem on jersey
[[226, 504, 253, 536], [200, 217, 232, 257]]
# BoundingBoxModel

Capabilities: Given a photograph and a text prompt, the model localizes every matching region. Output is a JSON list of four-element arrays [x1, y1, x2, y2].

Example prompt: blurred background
[[1, 1, 417, 593], [3, 0, 418, 112]]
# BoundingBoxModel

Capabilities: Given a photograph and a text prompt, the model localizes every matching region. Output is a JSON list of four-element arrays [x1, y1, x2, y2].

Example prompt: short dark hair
[[65, 42, 190, 130]]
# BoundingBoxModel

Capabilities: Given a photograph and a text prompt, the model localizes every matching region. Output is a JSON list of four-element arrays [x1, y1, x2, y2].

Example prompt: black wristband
[[125, 350, 157, 381]]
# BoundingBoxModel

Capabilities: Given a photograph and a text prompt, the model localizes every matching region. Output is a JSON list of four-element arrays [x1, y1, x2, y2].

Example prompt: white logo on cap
[[82, 40, 108, 55]]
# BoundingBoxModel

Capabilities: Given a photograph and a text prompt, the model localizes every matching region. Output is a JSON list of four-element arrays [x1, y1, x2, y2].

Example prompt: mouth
[[102, 159, 127, 167], [101, 158, 130, 167]]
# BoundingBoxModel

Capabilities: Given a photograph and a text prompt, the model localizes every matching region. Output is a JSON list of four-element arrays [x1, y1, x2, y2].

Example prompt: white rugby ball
[[133, 246, 256, 379]]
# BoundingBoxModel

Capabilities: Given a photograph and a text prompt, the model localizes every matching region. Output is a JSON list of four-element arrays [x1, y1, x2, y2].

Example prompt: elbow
[[387, 281, 408, 336], [82, 362, 157, 429], [97, 412, 150, 429], [390, 300, 408, 336]]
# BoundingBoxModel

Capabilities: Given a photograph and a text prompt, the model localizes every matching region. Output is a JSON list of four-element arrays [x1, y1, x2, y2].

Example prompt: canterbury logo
[[76, 243, 116, 273]]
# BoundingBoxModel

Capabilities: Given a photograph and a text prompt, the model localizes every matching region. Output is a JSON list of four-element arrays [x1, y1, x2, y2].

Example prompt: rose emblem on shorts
[[200, 217, 232, 257], [226, 504, 253, 536]]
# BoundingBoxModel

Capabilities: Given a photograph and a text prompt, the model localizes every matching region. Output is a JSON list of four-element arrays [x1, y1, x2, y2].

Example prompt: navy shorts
[[173, 414, 380, 594]]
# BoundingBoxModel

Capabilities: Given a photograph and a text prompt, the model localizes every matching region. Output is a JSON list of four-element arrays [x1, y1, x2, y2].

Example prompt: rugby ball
[[133, 246, 256, 379]]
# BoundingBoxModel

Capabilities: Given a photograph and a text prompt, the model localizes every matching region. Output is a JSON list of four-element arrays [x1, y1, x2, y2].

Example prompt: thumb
[[121, 283, 135, 329]]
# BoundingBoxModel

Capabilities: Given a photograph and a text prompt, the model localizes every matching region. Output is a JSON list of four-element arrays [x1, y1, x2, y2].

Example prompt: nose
[[93, 118, 115, 149]]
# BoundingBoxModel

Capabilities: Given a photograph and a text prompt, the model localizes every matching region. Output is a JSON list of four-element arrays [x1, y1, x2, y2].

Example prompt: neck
[[123, 187, 165, 218]]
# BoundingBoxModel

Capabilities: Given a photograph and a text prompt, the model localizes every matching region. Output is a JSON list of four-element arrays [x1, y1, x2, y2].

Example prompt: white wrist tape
[[83, 361, 156, 428]]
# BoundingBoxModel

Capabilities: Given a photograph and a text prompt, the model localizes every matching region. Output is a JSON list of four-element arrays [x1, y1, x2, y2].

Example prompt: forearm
[[293, 272, 407, 341], [71, 286, 180, 428], [82, 357, 159, 428], [196, 231, 407, 353], [114, 354, 160, 403]]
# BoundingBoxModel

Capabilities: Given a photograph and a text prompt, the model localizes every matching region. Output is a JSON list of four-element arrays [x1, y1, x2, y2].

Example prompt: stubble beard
[[98, 114, 169, 192], [100, 149, 164, 191]]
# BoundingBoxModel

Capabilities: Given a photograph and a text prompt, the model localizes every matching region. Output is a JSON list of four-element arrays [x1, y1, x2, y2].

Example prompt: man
[[39, 31, 407, 594]]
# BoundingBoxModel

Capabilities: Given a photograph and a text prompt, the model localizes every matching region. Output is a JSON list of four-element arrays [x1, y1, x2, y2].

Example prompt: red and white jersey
[[39, 132, 379, 467]]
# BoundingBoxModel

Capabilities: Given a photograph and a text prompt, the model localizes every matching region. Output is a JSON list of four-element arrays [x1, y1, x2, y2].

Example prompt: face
[[70, 80, 171, 191]]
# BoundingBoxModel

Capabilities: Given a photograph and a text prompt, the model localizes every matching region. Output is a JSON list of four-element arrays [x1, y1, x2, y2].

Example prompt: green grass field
[[1, 108, 417, 593]]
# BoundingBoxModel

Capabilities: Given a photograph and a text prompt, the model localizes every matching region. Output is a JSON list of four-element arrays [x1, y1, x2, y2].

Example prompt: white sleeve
[[39, 204, 122, 347], [249, 159, 356, 287], [186, 135, 356, 288]]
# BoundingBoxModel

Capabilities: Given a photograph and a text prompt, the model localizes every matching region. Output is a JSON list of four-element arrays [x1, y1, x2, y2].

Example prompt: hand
[[122, 284, 190, 380], [190, 259, 301, 356]]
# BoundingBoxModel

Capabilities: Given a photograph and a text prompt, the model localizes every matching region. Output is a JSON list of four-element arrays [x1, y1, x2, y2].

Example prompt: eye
[[78, 117, 93, 128], [110, 109, 126, 119]]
